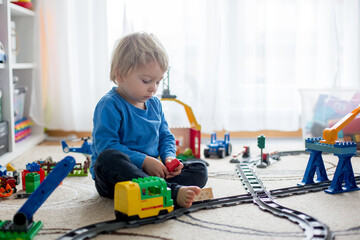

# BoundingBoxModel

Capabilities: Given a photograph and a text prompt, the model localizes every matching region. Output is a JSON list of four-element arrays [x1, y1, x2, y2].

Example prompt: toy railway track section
[[236, 163, 332, 240], [58, 158, 360, 240], [58, 105, 360, 240]]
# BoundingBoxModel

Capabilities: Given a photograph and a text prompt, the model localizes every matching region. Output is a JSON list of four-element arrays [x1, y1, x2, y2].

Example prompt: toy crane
[[320, 104, 360, 145], [161, 69, 201, 159], [0, 157, 76, 239], [299, 104, 360, 194]]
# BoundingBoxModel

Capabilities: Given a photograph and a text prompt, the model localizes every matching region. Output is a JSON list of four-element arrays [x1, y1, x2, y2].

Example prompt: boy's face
[[116, 61, 164, 109]]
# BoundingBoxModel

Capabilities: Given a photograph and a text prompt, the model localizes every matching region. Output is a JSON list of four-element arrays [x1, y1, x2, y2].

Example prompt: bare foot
[[176, 186, 201, 208]]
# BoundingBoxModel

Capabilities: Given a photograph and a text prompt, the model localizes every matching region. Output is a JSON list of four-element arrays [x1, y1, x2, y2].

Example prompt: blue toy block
[[0, 165, 6, 177], [325, 153, 360, 194], [305, 138, 357, 155], [26, 162, 40, 172], [301, 138, 360, 194], [298, 149, 329, 185]]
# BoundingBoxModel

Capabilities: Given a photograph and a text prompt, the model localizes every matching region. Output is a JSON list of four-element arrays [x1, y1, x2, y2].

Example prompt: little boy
[[90, 32, 208, 208]]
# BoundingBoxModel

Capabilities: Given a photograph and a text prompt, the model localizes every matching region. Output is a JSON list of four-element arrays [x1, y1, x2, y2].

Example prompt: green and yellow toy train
[[114, 176, 174, 220]]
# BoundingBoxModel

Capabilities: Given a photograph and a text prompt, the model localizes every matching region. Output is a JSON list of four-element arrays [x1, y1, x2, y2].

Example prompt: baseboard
[[202, 129, 303, 138], [45, 130, 92, 139], [45, 129, 302, 139]]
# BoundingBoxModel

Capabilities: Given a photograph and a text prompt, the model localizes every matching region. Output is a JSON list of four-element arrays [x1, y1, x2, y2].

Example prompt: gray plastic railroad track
[[58, 154, 360, 240], [58, 175, 360, 240], [236, 163, 333, 240]]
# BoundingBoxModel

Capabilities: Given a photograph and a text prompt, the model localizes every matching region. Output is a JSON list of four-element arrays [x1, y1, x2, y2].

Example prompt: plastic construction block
[[325, 153, 360, 194], [26, 163, 40, 172], [0, 220, 43, 240], [132, 176, 173, 207], [298, 149, 329, 185], [305, 138, 357, 155], [22, 169, 45, 191], [166, 158, 180, 172], [25, 172, 40, 193], [0, 165, 6, 177]]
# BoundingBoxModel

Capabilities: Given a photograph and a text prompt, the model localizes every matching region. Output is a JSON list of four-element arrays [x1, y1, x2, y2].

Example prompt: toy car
[[0, 42, 6, 63], [204, 132, 232, 158]]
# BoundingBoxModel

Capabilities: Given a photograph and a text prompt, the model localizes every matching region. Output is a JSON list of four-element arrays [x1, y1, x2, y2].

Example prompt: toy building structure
[[40, 159, 90, 176], [329, 116, 360, 149], [161, 70, 201, 159], [22, 162, 45, 191], [300, 104, 360, 194], [0, 157, 76, 240], [169, 126, 201, 159]]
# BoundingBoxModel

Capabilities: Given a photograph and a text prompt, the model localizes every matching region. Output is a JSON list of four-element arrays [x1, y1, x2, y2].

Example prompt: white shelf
[[0, 0, 43, 166], [0, 133, 45, 166], [12, 63, 35, 69], [10, 3, 35, 17]]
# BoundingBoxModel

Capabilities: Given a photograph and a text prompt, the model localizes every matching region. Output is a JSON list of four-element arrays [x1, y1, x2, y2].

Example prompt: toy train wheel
[[218, 149, 225, 158], [226, 144, 232, 156], [204, 149, 210, 158], [114, 211, 139, 222], [157, 209, 171, 218]]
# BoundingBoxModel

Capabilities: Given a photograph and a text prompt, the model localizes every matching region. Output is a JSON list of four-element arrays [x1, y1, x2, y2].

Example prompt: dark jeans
[[93, 149, 208, 206]]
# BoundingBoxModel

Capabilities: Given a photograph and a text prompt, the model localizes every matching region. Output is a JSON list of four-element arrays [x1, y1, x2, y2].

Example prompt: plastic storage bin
[[0, 89, 2, 122], [299, 89, 360, 140], [0, 121, 8, 157], [14, 86, 27, 122]]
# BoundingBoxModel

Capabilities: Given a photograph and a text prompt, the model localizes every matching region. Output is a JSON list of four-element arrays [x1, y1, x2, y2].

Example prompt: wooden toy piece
[[165, 158, 180, 172], [194, 187, 214, 202]]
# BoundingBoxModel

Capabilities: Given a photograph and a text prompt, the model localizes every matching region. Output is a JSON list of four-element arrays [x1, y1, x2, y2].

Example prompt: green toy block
[[132, 176, 173, 207], [25, 172, 40, 193], [0, 220, 43, 240]]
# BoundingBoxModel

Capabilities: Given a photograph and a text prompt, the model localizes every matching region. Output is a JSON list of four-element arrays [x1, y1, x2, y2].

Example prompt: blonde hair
[[110, 32, 169, 84]]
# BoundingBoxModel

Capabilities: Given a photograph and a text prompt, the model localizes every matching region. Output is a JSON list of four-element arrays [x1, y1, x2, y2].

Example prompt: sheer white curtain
[[31, 0, 360, 132], [30, 0, 111, 131], [107, 0, 360, 134]]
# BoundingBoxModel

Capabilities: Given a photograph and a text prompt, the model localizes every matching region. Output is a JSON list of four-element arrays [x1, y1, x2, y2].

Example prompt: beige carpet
[[1, 139, 360, 240]]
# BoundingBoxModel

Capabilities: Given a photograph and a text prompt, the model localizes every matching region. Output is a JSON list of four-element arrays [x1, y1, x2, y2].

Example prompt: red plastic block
[[22, 168, 45, 190], [166, 158, 180, 172]]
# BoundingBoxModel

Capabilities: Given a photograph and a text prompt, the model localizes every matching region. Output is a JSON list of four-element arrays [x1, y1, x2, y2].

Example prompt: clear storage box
[[14, 86, 27, 122], [299, 89, 360, 140]]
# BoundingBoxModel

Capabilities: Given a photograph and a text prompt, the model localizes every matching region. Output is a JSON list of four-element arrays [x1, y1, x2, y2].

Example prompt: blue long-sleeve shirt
[[90, 87, 176, 179]]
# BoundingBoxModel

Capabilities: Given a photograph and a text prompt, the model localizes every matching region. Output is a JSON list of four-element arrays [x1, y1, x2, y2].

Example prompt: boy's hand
[[142, 156, 169, 178], [165, 158, 183, 179]]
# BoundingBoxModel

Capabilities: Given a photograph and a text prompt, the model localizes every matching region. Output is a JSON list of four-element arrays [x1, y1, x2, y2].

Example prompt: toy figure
[[91, 32, 207, 208]]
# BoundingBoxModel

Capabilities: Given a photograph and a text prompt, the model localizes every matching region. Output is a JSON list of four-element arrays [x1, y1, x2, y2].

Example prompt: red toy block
[[166, 158, 180, 172], [22, 168, 45, 190]]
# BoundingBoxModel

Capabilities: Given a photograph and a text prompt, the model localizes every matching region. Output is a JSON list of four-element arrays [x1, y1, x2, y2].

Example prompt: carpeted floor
[[1, 138, 360, 240]]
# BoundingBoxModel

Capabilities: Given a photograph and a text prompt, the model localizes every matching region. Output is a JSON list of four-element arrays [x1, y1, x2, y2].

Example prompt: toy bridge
[[299, 104, 360, 194]]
